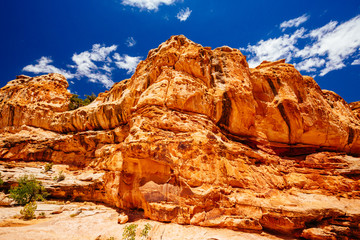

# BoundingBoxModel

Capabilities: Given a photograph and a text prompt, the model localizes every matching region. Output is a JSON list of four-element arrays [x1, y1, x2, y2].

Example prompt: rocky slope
[[0, 35, 359, 239], [0, 201, 288, 240]]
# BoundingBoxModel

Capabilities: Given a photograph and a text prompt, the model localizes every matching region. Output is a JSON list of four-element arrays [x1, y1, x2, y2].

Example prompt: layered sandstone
[[0, 201, 287, 240], [0, 35, 359, 239]]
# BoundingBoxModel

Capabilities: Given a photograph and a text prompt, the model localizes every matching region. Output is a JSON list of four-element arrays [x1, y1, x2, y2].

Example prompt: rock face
[[0, 35, 360, 239]]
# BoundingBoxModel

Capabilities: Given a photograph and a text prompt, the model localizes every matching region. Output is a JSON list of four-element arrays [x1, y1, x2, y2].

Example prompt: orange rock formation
[[0, 35, 359, 239]]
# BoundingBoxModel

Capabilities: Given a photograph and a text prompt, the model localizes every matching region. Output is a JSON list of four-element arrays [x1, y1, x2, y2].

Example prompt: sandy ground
[[0, 201, 294, 240]]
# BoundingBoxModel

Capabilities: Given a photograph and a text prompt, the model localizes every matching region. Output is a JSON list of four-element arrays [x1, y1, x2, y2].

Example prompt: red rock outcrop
[[0, 35, 359, 239]]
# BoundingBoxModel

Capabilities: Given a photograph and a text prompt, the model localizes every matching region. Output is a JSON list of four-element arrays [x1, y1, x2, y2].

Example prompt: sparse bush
[[69, 93, 96, 110], [44, 162, 53, 172], [140, 223, 152, 239], [54, 171, 65, 182], [122, 223, 138, 240], [20, 202, 37, 220], [106, 237, 115, 240], [0, 173, 4, 186], [9, 175, 48, 205], [38, 212, 46, 218]]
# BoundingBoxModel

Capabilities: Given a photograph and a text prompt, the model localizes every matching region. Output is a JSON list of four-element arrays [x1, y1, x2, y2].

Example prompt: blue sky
[[1, 0, 360, 102]]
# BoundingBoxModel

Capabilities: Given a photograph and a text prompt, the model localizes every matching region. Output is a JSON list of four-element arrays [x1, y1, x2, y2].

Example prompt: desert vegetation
[[9, 174, 48, 205], [44, 162, 53, 172], [53, 170, 65, 182], [121, 223, 152, 240], [69, 93, 96, 110], [122, 223, 138, 240], [20, 202, 37, 220], [0, 173, 3, 186], [140, 223, 152, 239]]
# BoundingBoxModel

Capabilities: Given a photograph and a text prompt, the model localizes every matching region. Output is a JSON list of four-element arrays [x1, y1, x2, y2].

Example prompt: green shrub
[[38, 212, 46, 218], [53, 171, 65, 182], [140, 223, 152, 238], [69, 93, 96, 110], [0, 173, 4, 186], [122, 223, 138, 240], [20, 202, 37, 220], [44, 162, 53, 172], [9, 175, 48, 205]]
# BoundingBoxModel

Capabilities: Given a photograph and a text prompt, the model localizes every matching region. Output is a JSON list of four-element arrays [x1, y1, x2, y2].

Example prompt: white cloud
[[308, 21, 337, 39], [72, 52, 98, 76], [241, 14, 360, 76], [89, 44, 117, 61], [70, 44, 118, 88], [85, 72, 114, 88], [176, 7, 192, 21], [71, 44, 117, 72], [121, 0, 177, 11], [126, 37, 136, 47], [297, 15, 360, 76], [280, 14, 309, 31], [101, 64, 114, 72], [23, 44, 143, 89], [22, 57, 74, 79], [295, 57, 325, 72], [240, 28, 305, 67], [113, 53, 142, 74], [352, 59, 360, 65]]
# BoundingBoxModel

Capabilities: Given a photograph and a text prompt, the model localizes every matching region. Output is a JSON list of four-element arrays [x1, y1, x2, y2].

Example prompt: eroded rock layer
[[0, 35, 359, 239]]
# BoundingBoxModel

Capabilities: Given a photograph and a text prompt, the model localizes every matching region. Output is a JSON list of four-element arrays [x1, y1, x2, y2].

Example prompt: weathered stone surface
[[350, 101, 360, 119], [0, 74, 71, 129], [0, 35, 359, 238], [0, 202, 286, 240], [0, 162, 106, 202], [117, 212, 129, 224], [0, 192, 15, 206], [301, 228, 337, 240]]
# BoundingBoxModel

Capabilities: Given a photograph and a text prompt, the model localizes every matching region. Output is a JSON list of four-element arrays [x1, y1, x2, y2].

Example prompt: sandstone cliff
[[0, 35, 359, 239]]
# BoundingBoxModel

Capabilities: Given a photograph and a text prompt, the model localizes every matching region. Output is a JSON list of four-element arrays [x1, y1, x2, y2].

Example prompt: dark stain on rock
[[78, 135, 86, 150], [277, 102, 291, 143], [210, 74, 215, 88], [9, 105, 15, 126], [348, 127, 355, 145], [114, 105, 123, 125], [296, 92, 304, 104], [213, 63, 223, 73], [206, 132, 217, 141], [177, 142, 190, 151], [146, 75, 151, 89], [265, 77, 278, 96], [217, 92, 232, 128]]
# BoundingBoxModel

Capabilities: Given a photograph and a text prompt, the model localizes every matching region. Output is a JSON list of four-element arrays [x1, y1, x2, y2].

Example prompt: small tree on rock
[[9, 175, 48, 205], [68, 93, 96, 110]]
